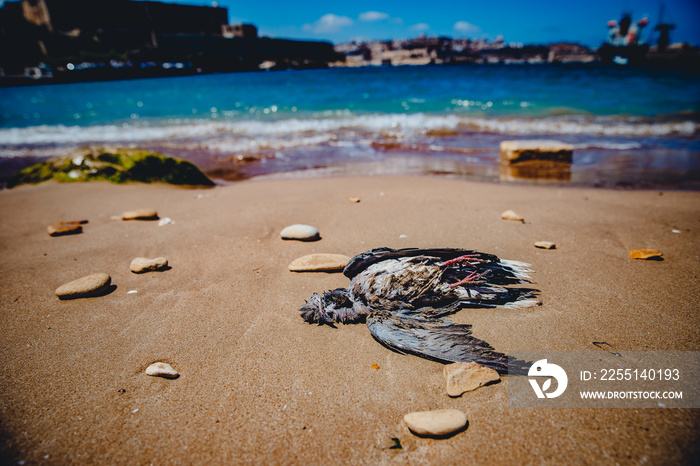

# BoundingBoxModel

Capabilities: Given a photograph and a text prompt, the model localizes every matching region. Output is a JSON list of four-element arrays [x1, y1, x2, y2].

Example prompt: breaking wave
[[0, 113, 697, 158]]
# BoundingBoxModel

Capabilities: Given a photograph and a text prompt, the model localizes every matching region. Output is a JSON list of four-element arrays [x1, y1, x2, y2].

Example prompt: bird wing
[[343, 247, 499, 279], [366, 310, 526, 373]]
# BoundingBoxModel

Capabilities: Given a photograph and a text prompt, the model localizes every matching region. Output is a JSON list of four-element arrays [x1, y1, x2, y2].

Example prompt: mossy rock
[[7, 148, 215, 188]]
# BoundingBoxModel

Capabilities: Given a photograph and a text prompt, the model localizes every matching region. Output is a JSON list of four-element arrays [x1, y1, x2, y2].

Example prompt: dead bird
[[300, 247, 539, 373]]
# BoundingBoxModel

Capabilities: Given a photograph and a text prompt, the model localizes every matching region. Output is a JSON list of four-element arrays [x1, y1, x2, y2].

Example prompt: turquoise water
[[1, 65, 699, 186]]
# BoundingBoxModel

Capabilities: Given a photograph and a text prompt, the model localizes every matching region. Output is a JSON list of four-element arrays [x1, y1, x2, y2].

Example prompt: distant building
[[222, 23, 258, 39], [1, 0, 342, 81], [21, 0, 228, 37], [333, 37, 597, 67]]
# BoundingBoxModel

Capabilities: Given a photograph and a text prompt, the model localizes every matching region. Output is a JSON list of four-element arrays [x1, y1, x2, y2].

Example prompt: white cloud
[[410, 23, 430, 32], [454, 21, 480, 34], [303, 14, 354, 34], [359, 11, 390, 22]]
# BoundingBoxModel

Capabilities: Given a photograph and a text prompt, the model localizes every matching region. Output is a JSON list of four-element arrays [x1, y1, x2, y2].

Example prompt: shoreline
[[4, 148, 700, 191], [0, 176, 698, 463]]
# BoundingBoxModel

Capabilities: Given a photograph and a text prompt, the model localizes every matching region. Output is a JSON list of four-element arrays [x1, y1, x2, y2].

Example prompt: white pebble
[[280, 224, 320, 241], [404, 409, 467, 437], [145, 362, 179, 379], [501, 210, 524, 221], [158, 217, 175, 227]]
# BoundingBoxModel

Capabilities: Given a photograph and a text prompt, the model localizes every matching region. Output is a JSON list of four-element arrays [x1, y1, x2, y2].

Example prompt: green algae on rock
[[7, 148, 215, 188]]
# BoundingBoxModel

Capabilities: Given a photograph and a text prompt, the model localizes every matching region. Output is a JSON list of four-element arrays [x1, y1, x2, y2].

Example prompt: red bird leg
[[449, 271, 480, 288], [440, 255, 484, 267]]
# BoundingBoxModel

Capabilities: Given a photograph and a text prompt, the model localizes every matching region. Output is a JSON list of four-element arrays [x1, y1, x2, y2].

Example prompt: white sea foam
[[0, 113, 696, 158], [460, 117, 698, 137]]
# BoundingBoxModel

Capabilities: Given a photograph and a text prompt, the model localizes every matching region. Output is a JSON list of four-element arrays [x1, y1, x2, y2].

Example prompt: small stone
[[157, 217, 175, 227], [672, 229, 681, 234], [348, 197, 361, 203], [443, 362, 501, 397], [288, 253, 350, 272], [55, 273, 111, 300], [121, 209, 159, 221], [280, 224, 320, 241], [47, 222, 83, 237], [371, 364, 380, 370], [534, 241, 556, 249], [630, 249, 663, 260], [130, 257, 168, 273], [501, 210, 524, 222], [403, 409, 467, 437], [145, 362, 179, 379]]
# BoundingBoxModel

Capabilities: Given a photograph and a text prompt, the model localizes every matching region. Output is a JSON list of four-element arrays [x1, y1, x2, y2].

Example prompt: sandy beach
[[0, 176, 698, 464]]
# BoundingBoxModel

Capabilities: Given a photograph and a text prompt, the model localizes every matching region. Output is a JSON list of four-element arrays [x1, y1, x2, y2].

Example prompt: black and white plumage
[[299, 247, 539, 373]]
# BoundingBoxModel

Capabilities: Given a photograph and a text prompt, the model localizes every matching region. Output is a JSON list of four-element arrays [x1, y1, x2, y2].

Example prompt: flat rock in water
[[130, 257, 169, 273], [500, 140, 573, 164], [122, 209, 159, 221], [55, 273, 111, 300], [534, 241, 556, 249], [501, 210, 524, 222], [288, 253, 351, 272], [443, 362, 501, 397], [404, 409, 467, 437], [630, 249, 663, 260], [48, 222, 83, 237], [145, 362, 179, 379], [280, 224, 320, 241]]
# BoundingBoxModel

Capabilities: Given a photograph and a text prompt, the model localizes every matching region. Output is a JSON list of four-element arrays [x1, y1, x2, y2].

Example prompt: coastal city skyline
[[131, 0, 700, 47]]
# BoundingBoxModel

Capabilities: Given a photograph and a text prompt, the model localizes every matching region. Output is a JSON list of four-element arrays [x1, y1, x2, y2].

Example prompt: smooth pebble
[[122, 209, 159, 221], [534, 241, 556, 249], [145, 362, 179, 379], [404, 409, 467, 437], [55, 273, 111, 300], [130, 257, 169, 273], [444, 362, 501, 397], [348, 197, 361, 203], [501, 210, 524, 221], [280, 224, 320, 241], [288, 253, 350, 272]]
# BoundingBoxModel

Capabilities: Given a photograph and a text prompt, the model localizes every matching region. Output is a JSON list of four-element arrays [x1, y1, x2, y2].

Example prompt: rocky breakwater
[[7, 148, 215, 188]]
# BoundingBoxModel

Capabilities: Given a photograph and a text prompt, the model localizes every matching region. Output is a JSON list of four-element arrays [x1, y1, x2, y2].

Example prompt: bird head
[[300, 289, 357, 325], [300, 292, 335, 325]]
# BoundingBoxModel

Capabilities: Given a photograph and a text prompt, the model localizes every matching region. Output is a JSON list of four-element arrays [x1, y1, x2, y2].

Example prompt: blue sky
[[120, 1, 700, 46]]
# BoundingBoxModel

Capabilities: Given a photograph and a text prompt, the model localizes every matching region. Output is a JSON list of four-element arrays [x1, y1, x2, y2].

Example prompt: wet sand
[[0, 177, 698, 464]]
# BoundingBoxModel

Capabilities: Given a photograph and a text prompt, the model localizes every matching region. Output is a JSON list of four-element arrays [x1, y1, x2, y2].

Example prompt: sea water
[[1, 65, 698, 187]]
